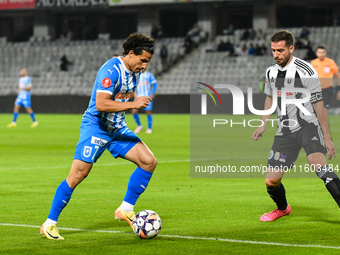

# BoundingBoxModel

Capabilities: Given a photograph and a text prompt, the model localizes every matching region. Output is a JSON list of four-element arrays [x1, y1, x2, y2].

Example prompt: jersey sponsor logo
[[83, 146, 92, 158], [108, 69, 114, 74], [91, 136, 108, 146], [324, 66, 330, 73], [102, 78, 112, 88], [277, 90, 295, 97], [115, 92, 134, 100]]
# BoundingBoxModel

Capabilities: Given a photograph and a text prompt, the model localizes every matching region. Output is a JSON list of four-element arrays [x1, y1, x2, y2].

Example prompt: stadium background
[[3, 1, 340, 253], [1, 0, 340, 114]]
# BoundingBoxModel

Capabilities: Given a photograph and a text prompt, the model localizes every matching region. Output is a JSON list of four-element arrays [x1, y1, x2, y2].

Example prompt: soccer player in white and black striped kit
[[252, 30, 340, 221]]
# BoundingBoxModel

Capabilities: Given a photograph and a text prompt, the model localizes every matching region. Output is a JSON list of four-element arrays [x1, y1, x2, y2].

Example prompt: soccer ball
[[132, 210, 162, 239]]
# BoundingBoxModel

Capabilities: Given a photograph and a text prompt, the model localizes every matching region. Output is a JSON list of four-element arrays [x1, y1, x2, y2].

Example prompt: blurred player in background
[[7, 68, 38, 128], [40, 34, 156, 240], [310, 45, 340, 114], [252, 30, 340, 222], [133, 69, 158, 134]]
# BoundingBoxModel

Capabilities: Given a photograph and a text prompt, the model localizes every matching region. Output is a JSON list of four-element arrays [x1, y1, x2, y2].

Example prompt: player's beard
[[276, 52, 291, 67]]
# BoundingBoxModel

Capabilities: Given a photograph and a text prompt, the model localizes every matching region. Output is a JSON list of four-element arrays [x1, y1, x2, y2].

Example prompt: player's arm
[[96, 92, 151, 112], [335, 72, 340, 100], [252, 95, 273, 140], [151, 82, 157, 100], [313, 101, 336, 159], [150, 74, 158, 100]]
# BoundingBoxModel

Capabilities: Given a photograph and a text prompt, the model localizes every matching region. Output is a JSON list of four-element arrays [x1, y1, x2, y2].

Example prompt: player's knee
[[141, 155, 157, 172], [265, 178, 281, 188], [68, 162, 92, 188]]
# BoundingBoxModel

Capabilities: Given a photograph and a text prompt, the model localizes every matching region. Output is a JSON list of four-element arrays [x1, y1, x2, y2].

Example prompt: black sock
[[316, 165, 340, 207], [267, 183, 288, 211]]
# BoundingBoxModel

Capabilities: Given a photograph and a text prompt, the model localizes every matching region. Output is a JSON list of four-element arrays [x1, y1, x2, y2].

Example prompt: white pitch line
[[1, 222, 340, 250]]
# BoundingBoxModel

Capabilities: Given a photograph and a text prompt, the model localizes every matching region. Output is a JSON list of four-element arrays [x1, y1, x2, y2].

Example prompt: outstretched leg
[[261, 168, 290, 221], [7, 105, 20, 128], [41, 160, 93, 239], [25, 106, 38, 127], [115, 142, 157, 226], [309, 152, 340, 207]]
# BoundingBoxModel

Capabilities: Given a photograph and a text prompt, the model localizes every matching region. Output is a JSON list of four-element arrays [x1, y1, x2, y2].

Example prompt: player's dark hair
[[316, 45, 326, 51], [270, 30, 294, 48], [122, 34, 155, 56]]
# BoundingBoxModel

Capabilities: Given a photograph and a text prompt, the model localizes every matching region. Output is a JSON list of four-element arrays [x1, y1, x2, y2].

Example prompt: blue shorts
[[143, 101, 153, 111], [15, 97, 31, 108], [74, 117, 141, 163]]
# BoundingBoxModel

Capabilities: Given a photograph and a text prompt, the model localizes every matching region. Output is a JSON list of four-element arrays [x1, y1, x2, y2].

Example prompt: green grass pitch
[[1, 113, 340, 254]]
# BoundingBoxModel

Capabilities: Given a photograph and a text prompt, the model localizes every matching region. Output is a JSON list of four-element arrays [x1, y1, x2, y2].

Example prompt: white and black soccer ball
[[132, 210, 162, 239]]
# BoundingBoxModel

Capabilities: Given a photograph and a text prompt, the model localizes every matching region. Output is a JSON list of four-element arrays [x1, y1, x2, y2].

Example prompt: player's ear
[[128, 50, 135, 57], [289, 45, 294, 53]]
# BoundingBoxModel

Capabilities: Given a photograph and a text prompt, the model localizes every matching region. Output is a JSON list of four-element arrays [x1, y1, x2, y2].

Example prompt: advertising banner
[[36, 0, 108, 8], [108, 0, 189, 6], [0, 0, 36, 10]]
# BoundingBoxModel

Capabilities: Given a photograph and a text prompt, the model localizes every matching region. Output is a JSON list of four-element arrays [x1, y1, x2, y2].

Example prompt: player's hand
[[252, 126, 266, 140], [133, 96, 151, 109], [337, 91, 340, 101], [151, 94, 155, 100], [325, 138, 336, 160]]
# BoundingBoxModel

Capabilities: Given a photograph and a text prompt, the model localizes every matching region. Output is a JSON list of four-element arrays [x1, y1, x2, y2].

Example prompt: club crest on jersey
[[83, 146, 92, 158], [91, 137, 108, 147], [115, 92, 134, 100], [102, 78, 111, 88]]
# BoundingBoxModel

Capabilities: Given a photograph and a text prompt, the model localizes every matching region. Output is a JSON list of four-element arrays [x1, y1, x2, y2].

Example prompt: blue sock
[[48, 180, 74, 221], [29, 112, 36, 122], [13, 112, 19, 122], [147, 115, 152, 129], [133, 114, 141, 126], [124, 167, 153, 205]]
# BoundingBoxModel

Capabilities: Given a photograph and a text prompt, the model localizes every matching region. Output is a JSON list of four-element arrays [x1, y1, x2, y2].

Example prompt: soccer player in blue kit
[[133, 69, 158, 134], [7, 68, 38, 128], [40, 34, 157, 240]]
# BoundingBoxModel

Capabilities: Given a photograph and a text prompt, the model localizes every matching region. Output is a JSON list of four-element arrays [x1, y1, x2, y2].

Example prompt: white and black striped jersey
[[264, 56, 323, 135]]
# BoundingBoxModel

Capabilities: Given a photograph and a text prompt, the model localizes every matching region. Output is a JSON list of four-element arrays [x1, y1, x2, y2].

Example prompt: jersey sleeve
[[96, 65, 119, 95], [27, 77, 32, 88], [264, 68, 272, 96], [310, 59, 317, 69], [149, 73, 158, 94], [306, 67, 323, 104], [330, 59, 339, 74]]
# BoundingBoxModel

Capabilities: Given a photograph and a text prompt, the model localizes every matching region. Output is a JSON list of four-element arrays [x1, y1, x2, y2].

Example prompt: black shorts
[[322, 87, 333, 109], [267, 124, 326, 169]]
